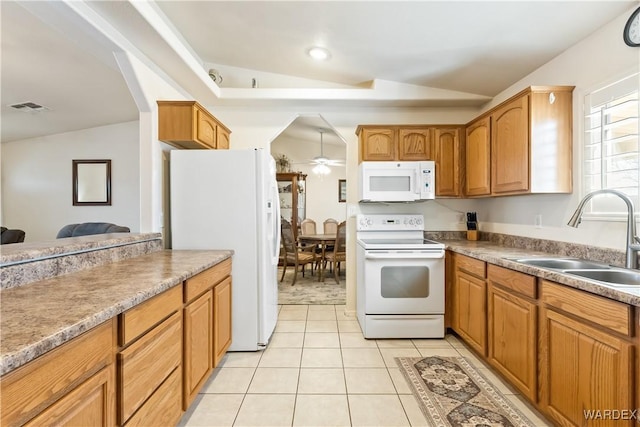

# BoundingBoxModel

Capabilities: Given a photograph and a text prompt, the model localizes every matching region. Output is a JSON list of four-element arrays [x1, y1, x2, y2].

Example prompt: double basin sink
[[509, 257, 640, 287]]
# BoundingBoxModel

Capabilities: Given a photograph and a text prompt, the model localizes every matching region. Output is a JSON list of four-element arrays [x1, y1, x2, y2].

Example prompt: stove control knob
[[416, 218, 423, 225], [408, 218, 414, 225]]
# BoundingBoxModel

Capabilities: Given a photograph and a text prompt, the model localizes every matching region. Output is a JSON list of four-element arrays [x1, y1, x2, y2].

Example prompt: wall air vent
[[10, 102, 50, 112]]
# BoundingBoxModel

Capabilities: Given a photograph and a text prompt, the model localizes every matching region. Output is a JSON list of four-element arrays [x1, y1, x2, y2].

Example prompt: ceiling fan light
[[312, 163, 331, 175]]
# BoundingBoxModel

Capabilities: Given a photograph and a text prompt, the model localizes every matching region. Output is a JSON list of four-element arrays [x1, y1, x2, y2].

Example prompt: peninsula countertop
[[0, 249, 233, 376], [444, 240, 640, 307]]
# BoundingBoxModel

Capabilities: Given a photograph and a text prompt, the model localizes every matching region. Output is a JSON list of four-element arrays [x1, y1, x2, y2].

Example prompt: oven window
[[370, 176, 410, 192], [380, 266, 429, 298]]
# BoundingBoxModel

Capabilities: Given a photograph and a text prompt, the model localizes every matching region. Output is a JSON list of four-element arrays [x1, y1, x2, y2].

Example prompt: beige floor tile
[[506, 394, 553, 426], [398, 394, 430, 427], [248, 367, 299, 394], [218, 351, 262, 368], [268, 332, 304, 348], [307, 304, 336, 312], [293, 394, 351, 427], [234, 394, 296, 427], [376, 339, 416, 348], [337, 309, 357, 320], [201, 367, 255, 394], [297, 368, 346, 394], [341, 348, 385, 368], [280, 304, 308, 312], [278, 310, 308, 321], [304, 332, 340, 348], [379, 348, 422, 367], [305, 320, 338, 332], [179, 394, 243, 427], [339, 332, 377, 348], [444, 334, 466, 348], [387, 368, 412, 394], [337, 320, 361, 332], [477, 367, 521, 395], [417, 347, 461, 359], [301, 348, 343, 368], [411, 338, 454, 348], [456, 347, 492, 368], [344, 368, 395, 394], [258, 348, 302, 368], [275, 320, 306, 333], [348, 394, 410, 426], [307, 310, 337, 320]]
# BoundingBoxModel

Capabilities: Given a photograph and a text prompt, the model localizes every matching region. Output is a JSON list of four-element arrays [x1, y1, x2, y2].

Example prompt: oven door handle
[[365, 251, 444, 260]]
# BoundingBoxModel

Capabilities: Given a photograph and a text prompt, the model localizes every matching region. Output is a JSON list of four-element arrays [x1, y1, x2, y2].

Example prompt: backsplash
[[1, 233, 163, 289], [425, 231, 627, 268]]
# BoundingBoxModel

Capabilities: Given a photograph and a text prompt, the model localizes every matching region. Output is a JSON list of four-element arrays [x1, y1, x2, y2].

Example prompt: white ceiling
[[1, 0, 636, 143]]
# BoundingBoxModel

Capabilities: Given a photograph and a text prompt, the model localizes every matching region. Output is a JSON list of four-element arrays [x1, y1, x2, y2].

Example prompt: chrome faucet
[[567, 189, 640, 269]]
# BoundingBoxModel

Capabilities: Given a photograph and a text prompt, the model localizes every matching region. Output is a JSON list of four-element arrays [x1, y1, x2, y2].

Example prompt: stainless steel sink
[[562, 269, 640, 287], [510, 257, 609, 270]]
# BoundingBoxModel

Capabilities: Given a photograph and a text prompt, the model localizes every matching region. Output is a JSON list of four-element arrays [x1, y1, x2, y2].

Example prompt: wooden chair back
[[323, 218, 338, 235], [300, 218, 317, 235]]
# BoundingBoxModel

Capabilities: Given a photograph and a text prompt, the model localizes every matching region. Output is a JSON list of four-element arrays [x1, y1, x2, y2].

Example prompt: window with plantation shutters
[[582, 73, 639, 218]]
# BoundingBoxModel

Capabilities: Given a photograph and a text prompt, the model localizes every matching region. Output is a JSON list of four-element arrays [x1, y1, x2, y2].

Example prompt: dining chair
[[323, 218, 338, 234], [323, 221, 346, 284], [280, 219, 317, 286], [300, 218, 317, 235]]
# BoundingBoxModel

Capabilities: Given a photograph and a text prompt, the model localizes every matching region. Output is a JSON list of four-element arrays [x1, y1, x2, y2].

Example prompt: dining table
[[297, 233, 337, 282]]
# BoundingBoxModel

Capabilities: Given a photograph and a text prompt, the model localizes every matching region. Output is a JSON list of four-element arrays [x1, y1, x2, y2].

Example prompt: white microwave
[[358, 161, 435, 202]]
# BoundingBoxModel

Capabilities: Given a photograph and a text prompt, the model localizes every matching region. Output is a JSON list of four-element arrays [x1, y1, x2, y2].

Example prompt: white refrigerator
[[170, 148, 280, 351]]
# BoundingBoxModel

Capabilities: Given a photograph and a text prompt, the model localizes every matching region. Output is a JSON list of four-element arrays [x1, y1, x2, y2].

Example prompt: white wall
[[476, 6, 640, 250], [1, 121, 140, 241]]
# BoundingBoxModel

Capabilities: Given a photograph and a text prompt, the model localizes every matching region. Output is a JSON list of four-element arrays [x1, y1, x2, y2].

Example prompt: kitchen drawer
[[541, 280, 632, 336], [119, 285, 182, 346], [184, 258, 232, 303], [124, 367, 182, 427], [118, 311, 182, 424], [1, 319, 115, 427], [456, 253, 486, 278], [488, 264, 536, 299]]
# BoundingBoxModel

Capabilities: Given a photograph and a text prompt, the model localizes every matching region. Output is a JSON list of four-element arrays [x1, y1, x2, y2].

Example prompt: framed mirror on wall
[[73, 159, 111, 206]]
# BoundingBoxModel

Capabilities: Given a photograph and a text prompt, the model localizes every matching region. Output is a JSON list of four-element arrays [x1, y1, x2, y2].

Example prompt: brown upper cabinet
[[466, 85, 574, 197], [357, 125, 464, 197], [357, 125, 432, 162], [465, 117, 491, 197], [158, 100, 231, 150], [433, 127, 463, 197]]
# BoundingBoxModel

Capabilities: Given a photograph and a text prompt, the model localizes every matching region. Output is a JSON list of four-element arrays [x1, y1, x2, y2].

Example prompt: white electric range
[[356, 214, 445, 338]]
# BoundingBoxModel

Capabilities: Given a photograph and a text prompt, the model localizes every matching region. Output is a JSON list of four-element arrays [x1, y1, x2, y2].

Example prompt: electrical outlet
[[458, 213, 465, 224], [535, 214, 542, 228]]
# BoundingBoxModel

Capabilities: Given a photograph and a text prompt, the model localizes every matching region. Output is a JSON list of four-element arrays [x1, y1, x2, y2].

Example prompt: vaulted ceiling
[[1, 1, 635, 143]]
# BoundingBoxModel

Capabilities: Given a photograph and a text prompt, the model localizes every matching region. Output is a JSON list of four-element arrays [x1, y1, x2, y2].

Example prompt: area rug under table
[[396, 356, 537, 427]]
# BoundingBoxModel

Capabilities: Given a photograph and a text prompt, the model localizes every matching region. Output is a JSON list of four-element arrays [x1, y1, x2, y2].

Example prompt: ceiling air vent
[[10, 102, 49, 112]]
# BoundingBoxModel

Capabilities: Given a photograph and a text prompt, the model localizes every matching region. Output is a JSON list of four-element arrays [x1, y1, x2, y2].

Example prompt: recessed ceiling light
[[307, 46, 331, 61]]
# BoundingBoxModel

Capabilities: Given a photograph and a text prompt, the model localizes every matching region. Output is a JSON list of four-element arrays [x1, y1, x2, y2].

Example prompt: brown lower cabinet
[[453, 253, 487, 356], [449, 251, 638, 426], [0, 258, 233, 427], [539, 280, 635, 427], [487, 264, 537, 402]]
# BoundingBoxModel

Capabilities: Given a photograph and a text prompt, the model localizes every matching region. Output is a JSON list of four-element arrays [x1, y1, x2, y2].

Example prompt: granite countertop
[[444, 240, 640, 307], [0, 249, 233, 376], [0, 232, 162, 267]]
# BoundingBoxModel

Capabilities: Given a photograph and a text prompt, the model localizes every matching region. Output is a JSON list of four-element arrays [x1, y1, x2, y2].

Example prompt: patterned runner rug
[[278, 266, 346, 305], [396, 356, 537, 427]]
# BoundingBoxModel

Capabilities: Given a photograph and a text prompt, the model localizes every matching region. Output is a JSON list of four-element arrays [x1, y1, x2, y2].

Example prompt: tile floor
[[179, 304, 551, 426]]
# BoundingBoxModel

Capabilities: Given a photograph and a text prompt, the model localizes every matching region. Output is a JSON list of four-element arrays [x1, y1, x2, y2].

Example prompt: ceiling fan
[[301, 129, 344, 175]]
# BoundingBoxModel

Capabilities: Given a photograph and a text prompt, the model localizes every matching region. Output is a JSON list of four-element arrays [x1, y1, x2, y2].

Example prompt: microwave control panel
[[420, 162, 435, 199]]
